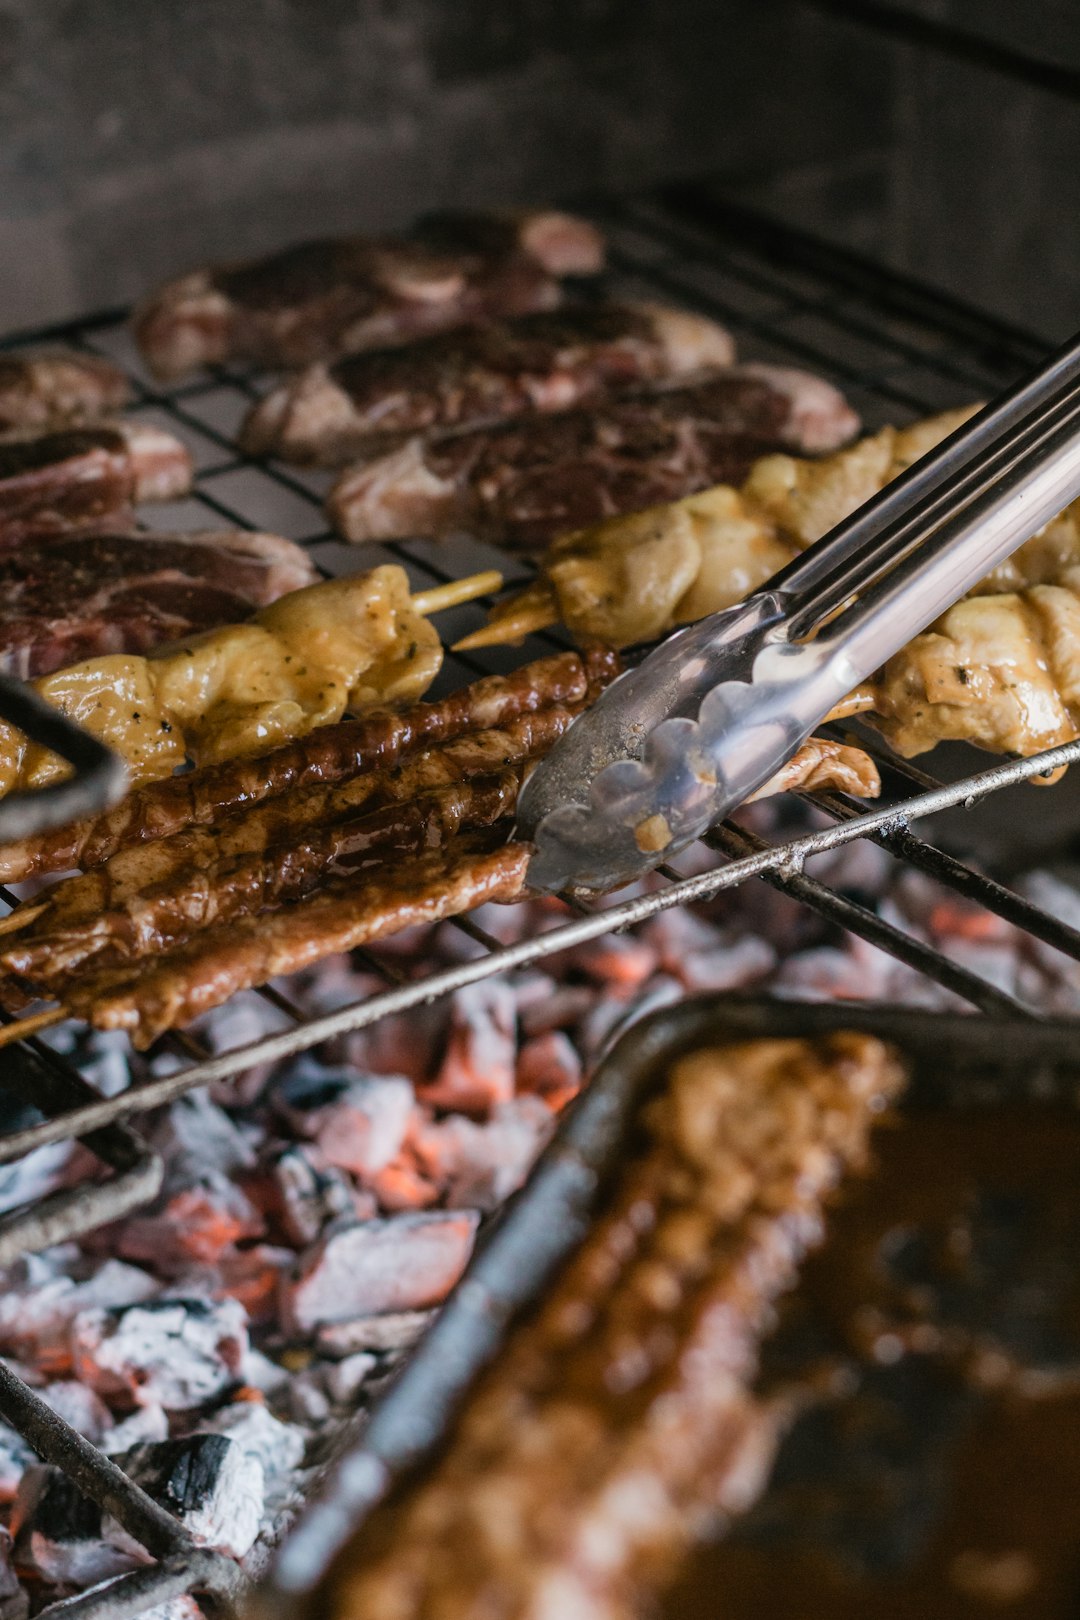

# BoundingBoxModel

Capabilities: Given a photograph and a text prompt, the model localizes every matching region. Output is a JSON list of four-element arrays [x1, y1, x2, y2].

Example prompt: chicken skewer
[[327, 365, 859, 549], [0, 350, 131, 432], [0, 566, 500, 800], [457, 408, 982, 649], [0, 648, 611, 883], [239, 303, 736, 465], [134, 210, 605, 380]]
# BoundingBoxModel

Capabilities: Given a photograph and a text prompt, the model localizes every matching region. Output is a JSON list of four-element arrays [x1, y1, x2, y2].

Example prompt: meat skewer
[[0, 423, 193, 548], [0, 648, 612, 883], [0, 350, 131, 432], [0, 528, 317, 679], [239, 303, 736, 465], [0, 732, 880, 1045], [0, 565, 500, 800], [2, 706, 591, 977], [134, 210, 605, 380], [3, 771, 522, 984], [457, 407, 982, 649], [326, 364, 860, 549], [302, 1032, 903, 1620]]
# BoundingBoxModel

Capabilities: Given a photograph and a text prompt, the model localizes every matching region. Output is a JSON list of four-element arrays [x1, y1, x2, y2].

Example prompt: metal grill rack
[[0, 186, 1078, 1620]]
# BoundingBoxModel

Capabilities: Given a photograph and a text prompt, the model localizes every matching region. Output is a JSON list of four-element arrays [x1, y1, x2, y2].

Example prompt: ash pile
[[4, 804, 1080, 1616]]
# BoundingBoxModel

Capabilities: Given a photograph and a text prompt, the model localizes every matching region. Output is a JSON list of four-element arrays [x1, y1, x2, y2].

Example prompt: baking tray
[[262, 992, 1080, 1614]]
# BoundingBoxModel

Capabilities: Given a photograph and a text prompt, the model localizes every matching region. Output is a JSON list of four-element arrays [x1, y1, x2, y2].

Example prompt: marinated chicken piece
[[295, 1033, 904, 1620], [0, 424, 193, 548], [869, 572, 1080, 758], [327, 365, 860, 548], [134, 211, 604, 380], [240, 303, 736, 464], [0, 567, 441, 798], [0, 349, 130, 432], [0, 649, 614, 884], [0, 528, 317, 679], [461, 406, 1080, 653]]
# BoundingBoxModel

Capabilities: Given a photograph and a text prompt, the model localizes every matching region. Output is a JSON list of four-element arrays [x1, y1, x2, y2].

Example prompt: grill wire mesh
[[0, 186, 1078, 1619]]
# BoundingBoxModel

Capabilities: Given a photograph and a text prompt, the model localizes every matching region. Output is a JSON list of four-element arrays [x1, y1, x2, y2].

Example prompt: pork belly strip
[[4, 706, 583, 977], [301, 1032, 904, 1620], [67, 837, 532, 1046], [0, 423, 193, 547], [0, 528, 317, 679], [6, 771, 522, 985], [0, 349, 131, 432], [133, 211, 605, 381], [0, 649, 612, 883], [240, 303, 736, 466], [327, 364, 860, 549]]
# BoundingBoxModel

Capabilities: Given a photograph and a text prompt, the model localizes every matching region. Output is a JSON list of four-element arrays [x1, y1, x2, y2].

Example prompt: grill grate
[[0, 186, 1077, 1618]]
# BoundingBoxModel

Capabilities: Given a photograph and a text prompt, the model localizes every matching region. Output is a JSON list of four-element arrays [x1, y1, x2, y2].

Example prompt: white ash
[[71, 1297, 248, 1411], [0, 1256, 157, 1369], [264, 1143, 358, 1247], [272, 1066, 414, 1178], [315, 1310, 434, 1357], [192, 1401, 307, 1485], [12, 1465, 145, 1586], [0, 1426, 35, 1504], [412, 1096, 554, 1212], [37, 1380, 113, 1445], [100, 1404, 169, 1453], [108, 1435, 263, 1560], [0, 1529, 26, 1620]]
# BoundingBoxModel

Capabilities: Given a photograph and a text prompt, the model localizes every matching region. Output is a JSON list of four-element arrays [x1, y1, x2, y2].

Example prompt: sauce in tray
[[669, 1107, 1080, 1619]]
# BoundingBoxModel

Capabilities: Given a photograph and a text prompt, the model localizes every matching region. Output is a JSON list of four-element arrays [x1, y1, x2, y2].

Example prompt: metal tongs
[[519, 330, 1080, 893]]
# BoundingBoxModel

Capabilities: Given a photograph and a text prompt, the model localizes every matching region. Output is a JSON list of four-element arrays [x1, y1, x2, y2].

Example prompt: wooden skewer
[[0, 1005, 66, 1048], [412, 571, 503, 618], [825, 686, 879, 723], [0, 903, 46, 938], [454, 583, 560, 650]]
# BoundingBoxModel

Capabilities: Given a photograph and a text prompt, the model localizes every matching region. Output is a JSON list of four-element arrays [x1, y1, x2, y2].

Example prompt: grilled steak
[[0, 424, 193, 548], [0, 528, 317, 679], [0, 350, 130, 432], [327, 364, 860, 548], [134, 210, 605, 381], [240, 303, 735, 465]]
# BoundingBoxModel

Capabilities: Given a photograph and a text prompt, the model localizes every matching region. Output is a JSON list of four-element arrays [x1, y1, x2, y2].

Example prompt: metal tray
[[262, 992, 1080, 1612]]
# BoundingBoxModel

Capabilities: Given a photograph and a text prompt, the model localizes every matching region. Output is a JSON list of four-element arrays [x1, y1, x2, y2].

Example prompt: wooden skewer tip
[[453, 602, 560, 651], [411, 571, 504, 617], [0, 1005, 67, 1048], [0, 903, 47, 938]]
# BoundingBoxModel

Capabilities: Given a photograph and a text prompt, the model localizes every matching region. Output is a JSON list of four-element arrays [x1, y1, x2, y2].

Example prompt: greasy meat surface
[[465, 408, 975, 647], [0, 423, 193, 548], [0, 349, 130, 432], [327, 364, 860, 548], [240, 303, 735, 465], [302, 1033, 904, 1620], [134, 210, 604, 380], [0, 650, 613, 883], [0, 528, 316, 678], [0, 567, 441, 797], [869, 571, 1080, 758], [66, 836, 533, 1046]]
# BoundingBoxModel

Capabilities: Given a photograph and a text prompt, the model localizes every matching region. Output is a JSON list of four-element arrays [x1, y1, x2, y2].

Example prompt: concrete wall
[[0, 0, 1075, 337]]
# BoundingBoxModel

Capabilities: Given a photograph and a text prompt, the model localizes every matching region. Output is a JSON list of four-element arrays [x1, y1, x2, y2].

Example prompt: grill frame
[[0, 186, 1076, 1619]]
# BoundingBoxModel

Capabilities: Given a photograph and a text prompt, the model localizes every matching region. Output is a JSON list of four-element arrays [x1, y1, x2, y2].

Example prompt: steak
[[134, 210, 605, 380], [327, 364, 860, 548], [0, 528, 317, 678], [0, 350, 130, 432]]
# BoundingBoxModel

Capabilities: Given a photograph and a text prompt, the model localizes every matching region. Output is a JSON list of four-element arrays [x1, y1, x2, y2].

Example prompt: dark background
[[0, 0, 1077, 337]]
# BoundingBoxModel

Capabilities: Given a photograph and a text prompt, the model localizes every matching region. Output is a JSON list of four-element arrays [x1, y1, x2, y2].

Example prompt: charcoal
[[113, 1434, 263, 1559], [115, 1175, 265, 1274], [71, 1296, 248, 1411], [0, 1424, 35, 1504], [140, 1599, 205, 1620], [0, 1528, 26, 1620], [272, 1066, 415, 1178], [148, 1091, 257, 1189], [413, 1096, 554, 1212], [0, 1256, 157, 1372], [322, 1351, 377, 1405], [515, 1030, 582, 1108], [101, 1404, 169, 1453], [422, 981, 517, 1115], [281, 1211, 480, 1334], [263, 1143, 355, 1247], [38, 1380, 113, 1444], [315, 1309, 434, 1356], [193, 1401, 306, 1482], [12, 1465, 142, 1586]]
